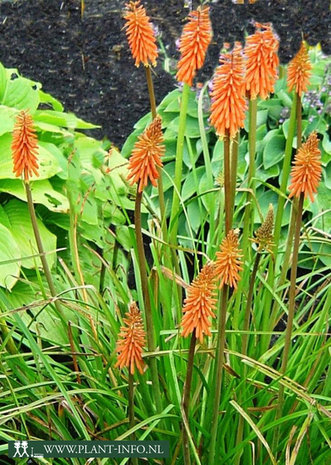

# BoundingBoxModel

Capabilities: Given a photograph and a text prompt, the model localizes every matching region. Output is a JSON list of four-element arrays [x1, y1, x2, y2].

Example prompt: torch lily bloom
[[124, 0, 158, 67], [115, 302, 146, 375], [176, 5, 212, 86], [127, 115, 165, 192], [11, 110, 39, 181], [287, 41, 312, 96], [288, 132, 322, 202], [210, 42, 247, 138], [215, 230, 243, 289], [181, 262, 217, 343], [244, 22, 279, 100]]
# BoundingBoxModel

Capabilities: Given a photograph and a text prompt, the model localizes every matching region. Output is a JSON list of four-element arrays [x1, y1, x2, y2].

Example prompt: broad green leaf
[[38, 89, 64, 111], [167, 115, 203, 138], [182, 166, 205, 202], [0, 179, 69, 213], [163, 88, 199, 118], [0, 62, 7, 101], [0, 223, 21, 290], [0, 134, 62, 180], [263, 134, 286, 169], [0, 105, 16, 135], [34, 110, 98, 129], [0, 200, 56, 270], [1, 74, 40, 112]]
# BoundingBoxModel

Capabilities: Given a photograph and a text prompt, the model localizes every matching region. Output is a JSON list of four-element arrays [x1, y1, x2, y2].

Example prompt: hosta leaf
[[0, 134, 62, 180], [0, 200, 56, 270], [0, 223, 21, 290], [0, 179, 69, 213], [1, 72, 40, 112], [0, 105, 17, 136], [263, 134, 285, 169], [34, 110, 98, 129], [0, 62, 7, 101]]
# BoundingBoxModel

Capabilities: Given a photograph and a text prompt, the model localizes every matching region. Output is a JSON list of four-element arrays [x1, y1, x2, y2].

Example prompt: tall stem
[[261, 92, 298, 352], [145, 66, 167, 239], [234, 252, 261, 465], [278, 194, 304, 399], [134, 189, 162, 412], [169, 83, 190, 245], [128, 372, 138, 465], [224, 131, 231, 233], [233, 98, 257, 343], [230, 134, 239, 226], [182, 332, 197, 465], [209, 285, 229, 465], [25, 181, 63, 318]]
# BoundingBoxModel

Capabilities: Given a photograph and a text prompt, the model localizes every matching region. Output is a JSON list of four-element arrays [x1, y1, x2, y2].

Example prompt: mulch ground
[[0, 0, 330, 147]]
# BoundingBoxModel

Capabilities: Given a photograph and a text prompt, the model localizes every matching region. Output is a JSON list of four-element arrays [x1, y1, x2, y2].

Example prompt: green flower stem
[[274, 193, 304, 449], [182, 331, 197, 465], [261, 92, 298, 354], [233, 98, 257, 341], [279, 193, 304, 397], [209, 285, 229, 465], [269, 93, 303, 326], [273, 92, 298, 259], [128, 372, 138, 465], [296, 92, 302, 150], [134, 189, 162, 413], [169, 83, 190, 246], [25, 181, 63, 319], [230, 134, 239, 227], [0, 317, 18, 355], [145, 66, 167, 240], [234, 252, 261, 465], [224, 131, 231, 234]]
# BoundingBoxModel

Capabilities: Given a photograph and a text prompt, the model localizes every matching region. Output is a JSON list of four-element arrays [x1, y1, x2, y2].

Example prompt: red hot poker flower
[[115, 302, 146, 375], [11, 110, 39, 181], [127, 115, 165, 192], [215, 230, 243, 289], [210, 42, 247, 139], [244, 22, 279, 100], [124, 1, 158, 67], [288, 132, 322, 202], [181, 262, 217, 343], [176, 6, 212, 86], [287, 42, 312, 96]]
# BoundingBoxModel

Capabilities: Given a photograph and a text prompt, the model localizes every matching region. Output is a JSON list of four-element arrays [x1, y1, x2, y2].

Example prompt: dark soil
[[0, 0, 330, 147]]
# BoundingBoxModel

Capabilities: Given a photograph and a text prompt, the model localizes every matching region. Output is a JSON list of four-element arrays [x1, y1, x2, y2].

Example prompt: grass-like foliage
[[0, 2, 330, 465]]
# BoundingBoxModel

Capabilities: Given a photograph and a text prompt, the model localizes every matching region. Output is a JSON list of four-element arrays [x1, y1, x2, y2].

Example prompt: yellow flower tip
[[288, 132, 322, 203], [287, 41, 312, 96], [123, 0, 158, 68], [244, 22, 279, 100], [11, 109, 39, 182], [176, 5, 213, 86], [181, 262, 217, 343], [215, 230, 243, 289], [115, 302, 146, 375], [210, 42, 247, 139], [253, 204, 274, 253], [127, 115, 165, 192]]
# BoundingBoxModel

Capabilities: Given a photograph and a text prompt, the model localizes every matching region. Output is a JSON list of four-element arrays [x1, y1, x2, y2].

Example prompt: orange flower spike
[[288, 132, 322, 202], [11, 110, 39, 181], [115, 302, 146, 375], [127, 115, 165, 192], [123, 1, 158, 67], [176, 6, 212, 86], [287, 42, 312, 96], [181, 262, 217, 343], [215, 230, 243, 289], [210, 42, 247, 139], [245, 22, 279, 100]]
